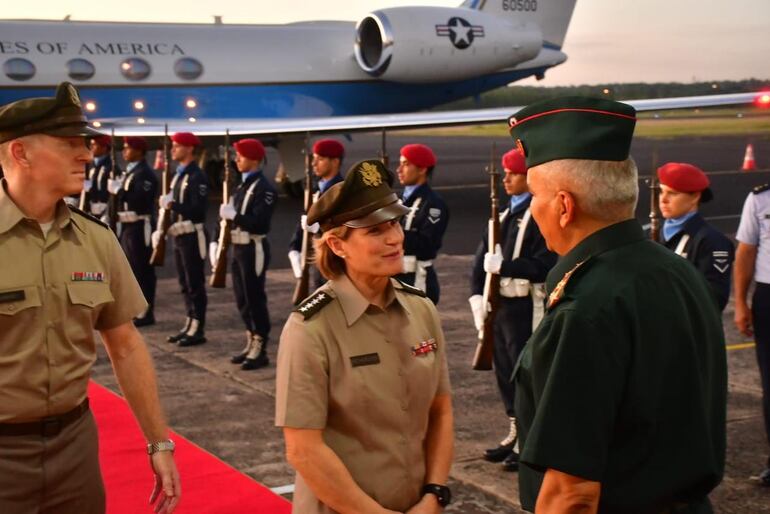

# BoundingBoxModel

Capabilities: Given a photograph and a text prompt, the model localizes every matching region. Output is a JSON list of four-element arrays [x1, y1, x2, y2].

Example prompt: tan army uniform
[[276, 274, 451, 514], [0, 179, 146, 423]]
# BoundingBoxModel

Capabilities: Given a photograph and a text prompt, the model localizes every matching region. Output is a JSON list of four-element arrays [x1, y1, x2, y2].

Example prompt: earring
[[340, 254, 346, 259]]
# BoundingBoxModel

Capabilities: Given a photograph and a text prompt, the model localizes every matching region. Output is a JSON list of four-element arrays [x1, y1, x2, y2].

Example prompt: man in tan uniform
[[0, 82, 181, 514]]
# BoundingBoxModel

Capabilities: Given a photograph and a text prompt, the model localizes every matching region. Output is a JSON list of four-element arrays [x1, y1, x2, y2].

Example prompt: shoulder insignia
[[753, 183, 770, 194], [67, 205, 109, 230], [395, 279, 427, 297], [294, 291, 333, 320], [547, 259, 587, 310]]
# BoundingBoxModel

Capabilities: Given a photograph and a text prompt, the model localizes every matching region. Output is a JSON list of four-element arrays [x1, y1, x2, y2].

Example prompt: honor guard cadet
[[734, 182, 770, 486], [394, 144, 449, 304], [470, 148, 557, 472], [0, 82, 180, 513], [288, 139, 345, 287], [85, 135, 114, 221], [113, 136, 159, 326], [156, 131, 209, 346], [214, 139, 277, 370], [509, 97, 727, 512], [658, 162, 734, 311]]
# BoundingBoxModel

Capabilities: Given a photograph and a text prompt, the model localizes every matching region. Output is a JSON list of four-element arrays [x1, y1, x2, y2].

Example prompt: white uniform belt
[[230, 229, 266, 245], [89, 201, 107, 216], [500, 278, 531, 298], [117, 211, 151, 223], [401, 256, 433, 273], [168, 220, 203, 237]]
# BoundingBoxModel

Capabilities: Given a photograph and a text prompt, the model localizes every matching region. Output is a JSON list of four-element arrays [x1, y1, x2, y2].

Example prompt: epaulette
[[294, 291, 334, 320], [67, 205, 110, 230], [753, 183, 770, 194], [394, 279, 427, 297]]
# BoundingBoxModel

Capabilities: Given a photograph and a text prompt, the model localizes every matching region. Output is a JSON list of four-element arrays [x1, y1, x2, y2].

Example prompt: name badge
[[350, 353, 380, 367], [71, 272, 104, 282], [412, 338, 438, 357], [0, 290, 25, 303]]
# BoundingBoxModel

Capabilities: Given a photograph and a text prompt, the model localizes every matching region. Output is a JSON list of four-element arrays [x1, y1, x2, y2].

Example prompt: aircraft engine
[[354, 7, 542, 83]]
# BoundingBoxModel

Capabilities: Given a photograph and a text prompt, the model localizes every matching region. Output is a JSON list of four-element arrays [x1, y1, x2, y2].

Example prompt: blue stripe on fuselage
[[0, 67, 548, 120]]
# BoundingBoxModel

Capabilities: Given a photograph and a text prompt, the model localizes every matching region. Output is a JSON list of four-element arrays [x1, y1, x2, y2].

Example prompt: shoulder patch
[[395, 279, 427, 297], [67, 205, 110, 230], [753, 183, 770, 194], [294, 291, 333, 320]]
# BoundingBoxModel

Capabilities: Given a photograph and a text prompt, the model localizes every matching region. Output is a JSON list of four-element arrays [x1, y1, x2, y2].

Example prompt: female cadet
[[275, 159, 454, 514]]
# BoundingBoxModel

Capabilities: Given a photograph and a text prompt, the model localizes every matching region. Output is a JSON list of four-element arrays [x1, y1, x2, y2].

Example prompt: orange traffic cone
[[742, 143, 757, 171]]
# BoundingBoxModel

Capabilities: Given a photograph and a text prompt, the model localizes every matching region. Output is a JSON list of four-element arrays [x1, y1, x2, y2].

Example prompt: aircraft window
[[174, 58, 203, 80], [67, 58, 95, 81], [3, 58, 36, 81], [120, 58, 151, 81]]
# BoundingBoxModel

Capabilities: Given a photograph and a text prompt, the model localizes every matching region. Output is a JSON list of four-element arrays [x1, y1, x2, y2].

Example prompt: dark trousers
[[119, 221, 156, 313], [173, 232, 207, 327], [494, 297, 534, 418], [754, 283, 770, 446], [395, 267, 440, 305], [0, 411, 105, 514], [232, 240, 271, 341]]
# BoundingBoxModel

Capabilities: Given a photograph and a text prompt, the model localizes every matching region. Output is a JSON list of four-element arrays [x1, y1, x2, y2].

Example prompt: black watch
[[422, 483, 451, 507]]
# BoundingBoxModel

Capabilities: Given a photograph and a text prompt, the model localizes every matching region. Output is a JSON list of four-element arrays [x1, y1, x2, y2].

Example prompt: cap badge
[[66, 84, 82, 107], [516, 138, 526, 156], [359, 162, 383, 187]]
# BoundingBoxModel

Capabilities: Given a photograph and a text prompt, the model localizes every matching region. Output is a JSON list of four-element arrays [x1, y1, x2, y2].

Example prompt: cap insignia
[[516, 138, 526, 156], [66, 84, 81, 107], [359, 162, 383, 187]]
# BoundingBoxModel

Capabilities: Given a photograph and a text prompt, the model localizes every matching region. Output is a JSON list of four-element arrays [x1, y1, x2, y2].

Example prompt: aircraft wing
[[92, 92, 764, 137]]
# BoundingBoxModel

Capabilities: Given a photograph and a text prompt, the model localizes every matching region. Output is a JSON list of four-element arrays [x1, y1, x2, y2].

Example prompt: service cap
[[657, 162, 713, 202], [307, 159, 409, 232], [400, 144, 436, 168], [123, 136, 148, 152], [0, 82, 103, 144], [313, 139, 345, 159], [501, 148, 527, 174], [171, 132, 201, 147], [234, 138, 265, 161], [508, 96, 637, 169]]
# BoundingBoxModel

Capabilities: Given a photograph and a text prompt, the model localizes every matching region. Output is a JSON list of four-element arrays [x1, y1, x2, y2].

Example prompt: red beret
[[502, 148, 527, 174], [400, 144, 436, 168], [233, 138, 265, 161], [171, 132, 201, 147], [657, 162, 710, 193], [312, 139, 345, 159], [123, 136, 148, 152], [91, 135, 112, 147]]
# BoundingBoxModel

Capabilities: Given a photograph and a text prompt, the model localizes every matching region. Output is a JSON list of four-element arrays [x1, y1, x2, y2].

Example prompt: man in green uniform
[[509, 97, 726, 513], [0, 83, 180, 514]]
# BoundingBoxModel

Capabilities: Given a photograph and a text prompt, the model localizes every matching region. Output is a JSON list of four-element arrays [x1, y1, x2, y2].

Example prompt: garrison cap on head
[[123, 136, 148, 152], [657, 162, 713, 203], [313, 139, 345, 159], [400, 144, 436, 169], [508, 96, 637, 169], [502, 148, 527, 174], [234, 138, 265, 162], [91, 135, 112, 147], [171, 132, 201, 147], [0, 82, 103, 144], [307, 159, 409, 231]]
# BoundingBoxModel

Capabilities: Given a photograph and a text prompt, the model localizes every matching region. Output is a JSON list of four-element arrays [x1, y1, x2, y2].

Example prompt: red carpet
[[88, 382, 292, 514]]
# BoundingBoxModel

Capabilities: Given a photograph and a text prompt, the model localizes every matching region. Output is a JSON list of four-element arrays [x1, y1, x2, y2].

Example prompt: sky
[[4, 0, 769, 86]]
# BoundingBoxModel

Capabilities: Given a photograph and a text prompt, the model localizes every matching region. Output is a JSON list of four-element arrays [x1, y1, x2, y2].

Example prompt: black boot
[[759, 457, 770, 486], [502, 450, 520, 472], [483, 417, 517, 463], [134, 309, 155, 327], [231, 332, 254, 364], [241, 335, 269, 370], [178, 319, 206, 347], [167, 317, 191, 343]]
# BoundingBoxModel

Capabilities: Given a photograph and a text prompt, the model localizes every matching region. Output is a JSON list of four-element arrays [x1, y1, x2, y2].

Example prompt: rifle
[[378, 128, 389, 169], [291, 135, 315, 305], [647, 146, 661, 242], [107, 127, 119, 231], [472, 144, 500, 371], [210, 130, 233, 288], [150, 125, 171, 266]]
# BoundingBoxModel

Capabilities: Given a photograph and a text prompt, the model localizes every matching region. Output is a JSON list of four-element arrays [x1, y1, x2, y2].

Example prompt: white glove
[[469, 294, 487, 332], [219, 203, 237, 221], [151, 230, 162, 249], [107, 178, 122, 195], [83, 179, 93, 192], [288, 250, 303, 279], [159, 193, 174, 209], [300, 214, 320, 234], [209, 241, 219, 268], [483, 244, 504, 274]]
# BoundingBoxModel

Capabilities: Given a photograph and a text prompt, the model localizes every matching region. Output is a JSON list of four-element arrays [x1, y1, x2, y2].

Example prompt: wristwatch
[[422, 483, 451, 507], [146, 439, 175, 455]]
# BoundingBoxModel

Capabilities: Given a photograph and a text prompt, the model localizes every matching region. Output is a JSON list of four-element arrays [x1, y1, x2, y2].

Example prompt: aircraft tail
[[460, 0, 577, 49]]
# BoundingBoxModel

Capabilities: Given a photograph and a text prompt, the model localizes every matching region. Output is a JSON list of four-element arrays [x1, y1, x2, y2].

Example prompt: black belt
[[0, 399, 90, 437]]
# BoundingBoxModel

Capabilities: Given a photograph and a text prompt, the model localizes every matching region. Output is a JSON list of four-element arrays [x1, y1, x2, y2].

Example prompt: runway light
[[92, 121, 102, 128], [188, 117, 197, 123], [85, 101, 97, 112], [711, 83, 718, 89], [602, 88, 610, 95], [185, 98, 197, 109], [134, 100, 145, 111], [137, 117, 145, 124]]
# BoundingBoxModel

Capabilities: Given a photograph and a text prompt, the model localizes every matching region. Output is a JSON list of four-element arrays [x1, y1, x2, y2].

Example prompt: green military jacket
[[514, 220, 726, 513]]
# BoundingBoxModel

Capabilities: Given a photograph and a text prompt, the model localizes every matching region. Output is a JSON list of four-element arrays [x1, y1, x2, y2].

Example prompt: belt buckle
[[41, 417, 62, 438]]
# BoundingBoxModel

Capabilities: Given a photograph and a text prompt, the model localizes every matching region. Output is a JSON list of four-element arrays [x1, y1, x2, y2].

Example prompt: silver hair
[[537, 158, 639, 221]]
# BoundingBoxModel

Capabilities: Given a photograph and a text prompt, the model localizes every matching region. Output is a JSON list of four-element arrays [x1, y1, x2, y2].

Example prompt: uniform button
[[6, 304, 15, 311]]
